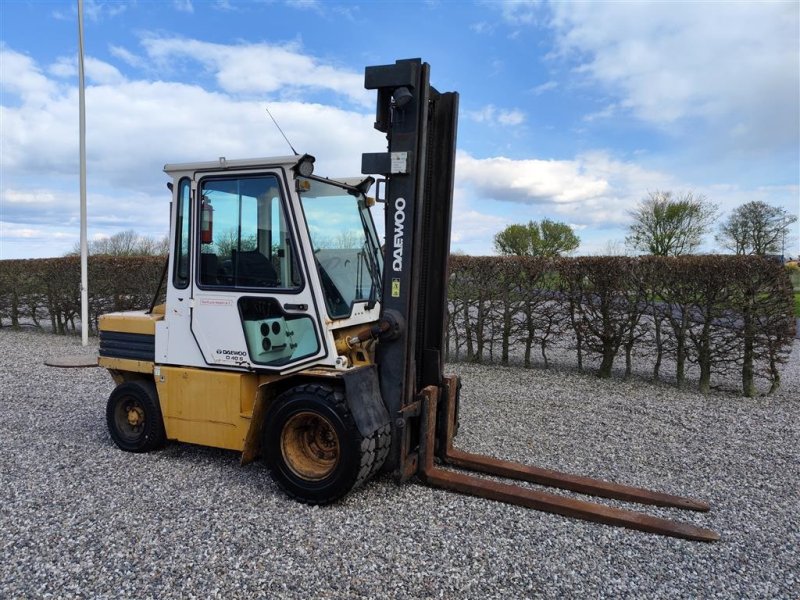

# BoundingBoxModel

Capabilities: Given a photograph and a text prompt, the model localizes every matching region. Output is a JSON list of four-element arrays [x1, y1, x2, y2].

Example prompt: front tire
[[106, 380, 166, 452], [263, 383, 387, 505]]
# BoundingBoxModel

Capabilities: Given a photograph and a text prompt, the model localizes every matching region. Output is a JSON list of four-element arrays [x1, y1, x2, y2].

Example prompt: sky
[[1, 0, 798, 259]]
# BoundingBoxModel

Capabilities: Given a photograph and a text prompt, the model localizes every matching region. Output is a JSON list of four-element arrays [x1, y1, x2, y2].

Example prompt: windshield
[[298, 176, 383, 318]]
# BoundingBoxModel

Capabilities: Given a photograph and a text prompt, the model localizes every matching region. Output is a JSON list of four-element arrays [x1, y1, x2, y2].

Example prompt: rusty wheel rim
[[114, 396, 145, 443], [280, 411, 340, 481]]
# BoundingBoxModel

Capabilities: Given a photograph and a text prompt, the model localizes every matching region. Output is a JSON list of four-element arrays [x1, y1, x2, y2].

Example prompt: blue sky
[[1, 0, 798, 259]]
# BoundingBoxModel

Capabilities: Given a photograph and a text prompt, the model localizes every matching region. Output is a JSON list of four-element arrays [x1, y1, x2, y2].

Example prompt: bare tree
[[626, 191, 718, 256], [67, 229, 169, 256], [597, 240, 629, 256], [208, 228, 258, 257], [716, 201, 798, 256], [329, 230, 363, 249]]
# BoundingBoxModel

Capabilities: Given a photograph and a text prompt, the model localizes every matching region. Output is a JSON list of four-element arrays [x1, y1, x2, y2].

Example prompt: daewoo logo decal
[[392, 197, 406, 272]]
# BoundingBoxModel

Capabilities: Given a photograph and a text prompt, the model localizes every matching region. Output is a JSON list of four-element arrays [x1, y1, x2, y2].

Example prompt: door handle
[[283, 303, 308, 311]]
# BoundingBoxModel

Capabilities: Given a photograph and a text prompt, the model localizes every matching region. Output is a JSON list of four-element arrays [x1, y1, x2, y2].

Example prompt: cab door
[[190, 171, 328, 372]]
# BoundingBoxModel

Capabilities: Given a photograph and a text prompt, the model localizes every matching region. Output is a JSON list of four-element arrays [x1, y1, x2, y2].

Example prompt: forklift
[[98, 59, 718, 541]]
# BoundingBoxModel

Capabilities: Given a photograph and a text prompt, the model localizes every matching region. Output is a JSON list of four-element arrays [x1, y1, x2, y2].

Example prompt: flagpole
[[78, 0, 88, 346]]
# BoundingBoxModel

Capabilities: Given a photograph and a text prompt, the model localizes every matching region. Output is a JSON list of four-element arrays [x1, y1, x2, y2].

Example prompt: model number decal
[[392, 197, 406, 272]]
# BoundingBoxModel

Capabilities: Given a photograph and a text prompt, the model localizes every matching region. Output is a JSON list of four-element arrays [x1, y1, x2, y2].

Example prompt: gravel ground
[[1, 328, 798, 599]]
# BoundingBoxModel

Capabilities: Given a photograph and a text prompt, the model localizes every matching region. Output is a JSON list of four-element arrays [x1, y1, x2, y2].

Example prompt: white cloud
[[285, 0, 322, 12], [109, 45, 145, 69], [449, 150, 677, 254], [2, 32, 794, 260], [0, 45, 384, 184], [582, 103, 617, 123], [484, 0, 542, 25], [530, 80, 557, 95], [470, 21, 495, 35], [84, 0, 127, 22], [465, 104, 526, 127], [0, 222, 74, 259], [442, 185, 506, 254], [85, 57, 125, 85], [454, 150, 679, 231], [0, 43, 387, 257], [173, 0, 194, 13], [48, 55, 126, 85], [140, 36, 371, 107], [450, 207, 506, 251], [548, 2, 800, 152], [497, 110, 525, 126], [48, 57, 75, 79], [452, 150, 798, 255], [457, 151, 609, 205], [3, 189, 57, 205], [0, 47, 58, 106], [0, 223, 43, 239], [697, 183, 800, 220]]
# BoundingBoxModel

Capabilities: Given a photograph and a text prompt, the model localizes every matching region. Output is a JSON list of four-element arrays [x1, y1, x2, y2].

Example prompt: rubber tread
[[264, 383, 391, 505], [106, 379, 166, 453]]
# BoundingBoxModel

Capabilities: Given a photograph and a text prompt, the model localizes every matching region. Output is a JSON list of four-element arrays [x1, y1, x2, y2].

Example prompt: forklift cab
[[160, 156, 383, 374]]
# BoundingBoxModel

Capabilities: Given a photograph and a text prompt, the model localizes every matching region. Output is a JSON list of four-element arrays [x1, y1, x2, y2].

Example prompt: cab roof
[[163, 155, 301, 175]]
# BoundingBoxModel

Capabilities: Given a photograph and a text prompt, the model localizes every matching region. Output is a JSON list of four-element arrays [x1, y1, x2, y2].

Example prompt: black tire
[[368, 423, 391, 480], [106, 380, 166, 453], [263, 383, 389, 505]]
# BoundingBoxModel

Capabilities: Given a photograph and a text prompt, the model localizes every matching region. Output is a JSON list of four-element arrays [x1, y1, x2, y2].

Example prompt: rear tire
[[106, 380, 166, 453], [263, 383, 388, 504]]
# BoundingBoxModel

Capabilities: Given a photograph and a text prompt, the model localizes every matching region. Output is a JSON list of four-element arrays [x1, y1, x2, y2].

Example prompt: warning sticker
[[199, 298, 233, 307], [391, 278, 401, 298]]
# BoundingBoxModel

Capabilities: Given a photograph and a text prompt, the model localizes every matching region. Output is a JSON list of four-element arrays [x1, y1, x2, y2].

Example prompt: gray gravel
[[1, 328, 798, 599]]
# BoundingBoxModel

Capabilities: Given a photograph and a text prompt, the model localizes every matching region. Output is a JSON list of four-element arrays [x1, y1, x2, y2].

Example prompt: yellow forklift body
[[155, 366, 258, 451], [97, 310, 162, 377], [98, 307, 163, 336]]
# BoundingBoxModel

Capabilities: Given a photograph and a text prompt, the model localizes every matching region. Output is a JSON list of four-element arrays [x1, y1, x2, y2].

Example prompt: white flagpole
[[78, 0, 88, 346]]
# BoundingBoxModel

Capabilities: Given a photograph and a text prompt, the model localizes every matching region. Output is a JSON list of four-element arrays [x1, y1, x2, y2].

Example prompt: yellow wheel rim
[[280, 412, 340, 481]]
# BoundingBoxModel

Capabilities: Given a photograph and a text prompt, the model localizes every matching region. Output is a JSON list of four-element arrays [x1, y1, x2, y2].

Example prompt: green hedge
[[1, 255, 794, 396]]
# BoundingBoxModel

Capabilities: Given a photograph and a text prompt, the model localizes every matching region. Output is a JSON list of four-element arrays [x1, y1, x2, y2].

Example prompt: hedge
[[0, 256, 165, 334], [447, 255, 795, 397], [1, 255, 794, 397]]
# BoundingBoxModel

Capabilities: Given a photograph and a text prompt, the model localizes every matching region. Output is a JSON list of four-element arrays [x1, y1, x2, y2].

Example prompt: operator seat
[[199, 252, 220, 285], [233, 249, 279, 287]]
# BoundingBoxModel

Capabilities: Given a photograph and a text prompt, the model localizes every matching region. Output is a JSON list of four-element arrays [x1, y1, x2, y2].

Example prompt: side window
[[197, 176, 301, 290], [173, 178, 191, 289]]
